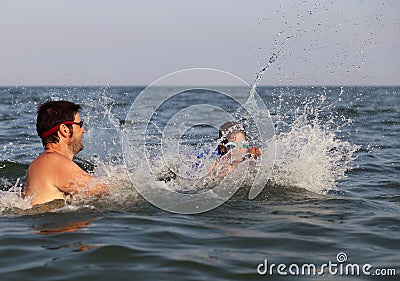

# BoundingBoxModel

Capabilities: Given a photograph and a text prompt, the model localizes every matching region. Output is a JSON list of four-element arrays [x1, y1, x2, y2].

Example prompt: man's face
[[68, 113, 85, 155]]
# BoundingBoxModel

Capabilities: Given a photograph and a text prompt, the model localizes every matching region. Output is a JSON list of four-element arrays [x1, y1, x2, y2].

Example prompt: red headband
[[39, 121, 75, 139]]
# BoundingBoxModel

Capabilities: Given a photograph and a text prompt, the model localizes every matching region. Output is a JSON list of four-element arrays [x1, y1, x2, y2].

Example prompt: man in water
[[24, 101, 108, 206]]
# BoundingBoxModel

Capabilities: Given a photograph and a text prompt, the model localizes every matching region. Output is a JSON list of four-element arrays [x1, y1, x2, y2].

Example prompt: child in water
[[213, 121, 261, 177], [158, 121, 261, 182]]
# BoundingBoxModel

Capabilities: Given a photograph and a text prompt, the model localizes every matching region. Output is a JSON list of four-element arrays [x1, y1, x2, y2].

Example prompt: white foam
[[0, 179, 31, 214], [272, 114, 359, 194]]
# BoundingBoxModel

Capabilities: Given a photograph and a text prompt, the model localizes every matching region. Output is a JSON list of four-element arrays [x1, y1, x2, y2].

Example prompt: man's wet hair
[[36, 100, 81, 146]]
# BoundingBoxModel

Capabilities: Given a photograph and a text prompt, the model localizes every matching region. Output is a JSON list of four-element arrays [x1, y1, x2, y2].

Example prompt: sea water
[[0, 86, 399, 280]]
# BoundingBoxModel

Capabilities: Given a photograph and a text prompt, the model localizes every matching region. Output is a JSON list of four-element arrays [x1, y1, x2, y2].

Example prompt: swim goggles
[[224, 140, 249, 150]]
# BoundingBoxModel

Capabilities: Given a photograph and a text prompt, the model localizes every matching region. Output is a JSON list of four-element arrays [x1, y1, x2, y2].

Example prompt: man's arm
[[54, 157, 108, 197]]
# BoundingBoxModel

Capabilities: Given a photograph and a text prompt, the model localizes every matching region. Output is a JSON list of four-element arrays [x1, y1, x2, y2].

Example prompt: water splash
[[273, 111, 358, 194], [0, 178, 31, 214], [249, 36, 293, 101], [247, 33, 358, 195], [0, 83, 360, 215], [270, 88, 360, 194]]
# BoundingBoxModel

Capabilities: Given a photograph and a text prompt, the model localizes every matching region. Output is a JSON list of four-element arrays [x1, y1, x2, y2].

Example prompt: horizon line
[[0, 84, 399, 88]]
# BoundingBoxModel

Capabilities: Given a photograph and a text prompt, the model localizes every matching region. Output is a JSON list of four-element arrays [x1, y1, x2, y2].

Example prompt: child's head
[[218, 122, 249, 156]]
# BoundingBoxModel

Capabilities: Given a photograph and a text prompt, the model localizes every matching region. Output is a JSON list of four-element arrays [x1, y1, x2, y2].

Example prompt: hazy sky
[[0, 0, 399, 86]]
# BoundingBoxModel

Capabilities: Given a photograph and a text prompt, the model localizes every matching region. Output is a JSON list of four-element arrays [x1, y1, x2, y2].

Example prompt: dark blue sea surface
[[0, 86, 399, 280]]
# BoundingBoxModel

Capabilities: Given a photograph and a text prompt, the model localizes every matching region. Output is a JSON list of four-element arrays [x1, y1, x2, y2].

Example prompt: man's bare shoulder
[[29, 151, 85, 176], [31, 151, 73, 166], [27, 151, 93, 195]]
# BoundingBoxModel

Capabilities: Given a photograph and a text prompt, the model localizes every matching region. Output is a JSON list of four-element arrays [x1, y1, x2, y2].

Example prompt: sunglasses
[[64, 121, 84, 128], [224, 140, 249, 150]]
